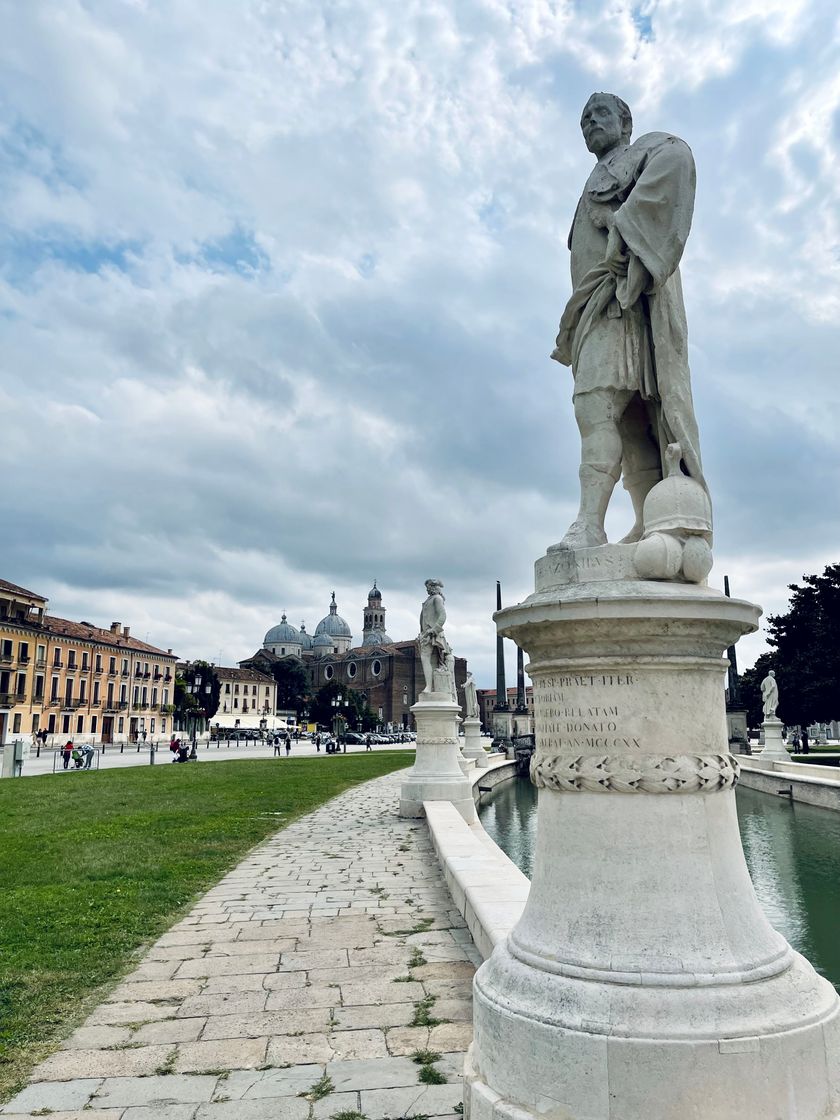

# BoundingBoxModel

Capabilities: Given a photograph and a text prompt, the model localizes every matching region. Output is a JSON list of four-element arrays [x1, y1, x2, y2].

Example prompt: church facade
[[241, 584, 467, 730]]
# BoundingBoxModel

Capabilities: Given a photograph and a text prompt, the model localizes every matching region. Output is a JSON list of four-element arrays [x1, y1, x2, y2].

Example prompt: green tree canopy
[[175, 661, 221, 722], [309, 680, 375, 731], [749, 564, 840, 726], [270, 658, 310, 715]]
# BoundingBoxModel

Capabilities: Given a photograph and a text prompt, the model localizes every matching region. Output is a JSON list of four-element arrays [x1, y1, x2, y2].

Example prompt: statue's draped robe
[[553, 132, 706, 491]]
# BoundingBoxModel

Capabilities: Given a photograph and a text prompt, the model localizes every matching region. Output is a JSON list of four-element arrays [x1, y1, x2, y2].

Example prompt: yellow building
[[0, 578, 178, 747]]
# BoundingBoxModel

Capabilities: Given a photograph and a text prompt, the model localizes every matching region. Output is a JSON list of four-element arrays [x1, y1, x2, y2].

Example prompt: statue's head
[[768, 670, 776, 678], [580, 93, 632, 157], [425, 578, 444, 596]]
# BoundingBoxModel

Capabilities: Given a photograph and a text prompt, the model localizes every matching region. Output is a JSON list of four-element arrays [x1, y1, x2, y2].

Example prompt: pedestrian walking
[[365, 734, 372, 752], [315, 733, 321, 753], [273, 734, 281, 757], [61, 740, 73, 770], [285, 732, 291, 757]]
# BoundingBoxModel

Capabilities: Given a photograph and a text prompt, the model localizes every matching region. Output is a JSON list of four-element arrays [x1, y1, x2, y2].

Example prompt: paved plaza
[[2, 768, 479, 1120]]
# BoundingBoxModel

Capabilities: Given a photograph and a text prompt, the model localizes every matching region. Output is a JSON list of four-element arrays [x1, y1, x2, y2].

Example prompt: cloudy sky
[[1, 0, 839, 687]]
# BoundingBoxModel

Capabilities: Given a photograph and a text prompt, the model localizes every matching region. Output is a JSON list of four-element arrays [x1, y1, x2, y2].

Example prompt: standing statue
[[761, 670, 779, 720], [552, 92, 706, 550], [418, 578, 455, 698], [463, 671, 479, 719]]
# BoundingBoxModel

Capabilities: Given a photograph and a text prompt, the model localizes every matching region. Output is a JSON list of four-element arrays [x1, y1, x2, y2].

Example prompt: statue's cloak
[[552, 132, 705, 490]]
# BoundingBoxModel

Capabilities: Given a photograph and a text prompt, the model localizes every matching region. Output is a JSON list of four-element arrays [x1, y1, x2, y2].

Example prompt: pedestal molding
[[531, 751, 739, 793]]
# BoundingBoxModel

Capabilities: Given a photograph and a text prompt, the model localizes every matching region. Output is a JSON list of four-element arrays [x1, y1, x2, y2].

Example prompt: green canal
[[478, 779, 840, 989]]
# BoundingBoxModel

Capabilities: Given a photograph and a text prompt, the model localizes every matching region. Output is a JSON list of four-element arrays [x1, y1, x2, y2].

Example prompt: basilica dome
[[298, 621, 314, 651], [315, 592, 352, 639], [264, 613, 301, 647]]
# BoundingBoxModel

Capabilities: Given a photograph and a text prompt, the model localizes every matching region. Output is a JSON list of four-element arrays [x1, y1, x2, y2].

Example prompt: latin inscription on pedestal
[[533, 672, 640, 754]]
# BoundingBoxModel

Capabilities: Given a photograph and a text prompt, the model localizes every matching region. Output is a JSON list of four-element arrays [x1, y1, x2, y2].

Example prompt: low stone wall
[[739, 758, 840, 812], [471, 757, 519, 805], [424, 758, 528, 960]]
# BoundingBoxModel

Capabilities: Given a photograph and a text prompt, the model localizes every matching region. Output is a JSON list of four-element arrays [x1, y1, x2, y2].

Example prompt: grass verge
[[0, 752, 410, 1100]]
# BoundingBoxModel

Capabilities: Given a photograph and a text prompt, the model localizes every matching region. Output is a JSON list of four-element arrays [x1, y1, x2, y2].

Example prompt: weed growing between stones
[[411, 995, 442, 1028], [302, 1072, 334, 1101]]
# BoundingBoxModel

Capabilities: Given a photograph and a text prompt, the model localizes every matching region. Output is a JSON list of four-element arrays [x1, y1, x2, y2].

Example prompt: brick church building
[[240, 583, 467, 730]]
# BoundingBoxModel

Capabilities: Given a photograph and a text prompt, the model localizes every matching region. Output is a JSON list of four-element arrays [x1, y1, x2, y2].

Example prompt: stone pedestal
[[760, 716, 790, 763], [465, 552, 840, 1120], [462, 717, 488, 768], [399, 693, 475, 822]]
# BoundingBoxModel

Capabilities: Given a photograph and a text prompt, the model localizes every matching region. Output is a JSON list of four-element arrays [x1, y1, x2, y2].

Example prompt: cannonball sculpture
[[633, 443, 713, 583]]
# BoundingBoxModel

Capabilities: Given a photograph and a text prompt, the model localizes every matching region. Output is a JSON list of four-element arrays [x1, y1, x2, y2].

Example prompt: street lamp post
[[187, 673, 212, 759], [331, 694, 347, 752]]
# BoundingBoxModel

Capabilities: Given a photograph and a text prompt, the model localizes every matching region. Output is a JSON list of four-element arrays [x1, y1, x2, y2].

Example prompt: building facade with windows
[[0, 578, 178, 746], [215, 666, 277, 721]]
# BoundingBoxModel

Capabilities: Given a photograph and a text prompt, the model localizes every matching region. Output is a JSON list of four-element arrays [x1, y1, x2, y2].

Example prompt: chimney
[[122, 626, 130, 638], [167, 648, 172, 655], [110, 621, 121, 634]]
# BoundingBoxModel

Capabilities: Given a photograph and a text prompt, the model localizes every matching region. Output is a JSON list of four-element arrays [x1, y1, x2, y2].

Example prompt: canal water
[[478, 779, 840, 989]]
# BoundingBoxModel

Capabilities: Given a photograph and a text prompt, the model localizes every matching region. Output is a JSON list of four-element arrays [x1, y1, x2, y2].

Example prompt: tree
[[175, 661, 221, 724], [309, 681, 375, 732], [271, 659, 310, 716], [761, 564, 840, 726]]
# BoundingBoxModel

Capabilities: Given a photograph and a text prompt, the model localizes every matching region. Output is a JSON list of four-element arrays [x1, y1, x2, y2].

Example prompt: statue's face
[[580, 96, 625, 158]]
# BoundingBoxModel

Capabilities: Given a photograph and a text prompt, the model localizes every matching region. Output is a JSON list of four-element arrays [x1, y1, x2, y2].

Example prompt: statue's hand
[[604, 225, 629, 277]]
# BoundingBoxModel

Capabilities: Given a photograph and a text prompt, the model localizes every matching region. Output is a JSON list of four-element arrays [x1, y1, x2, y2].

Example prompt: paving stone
[[177, 990, 268, 1018], [92, 1074, 219, 1108], [60, 1024, 132, 1050], [122, 1107, 198, 1120], [203, 973, 278, 993], [311, 1090, 361, 1118], [264, 1032, 335, 1066], [263, 985, 337, 1011], [326, 1028, 389, 1060], [1, 1112, 122, 1120], [339, 978, 424, 1005], [333, 1002, 417, 1030], [1, 1079, 103, 1114], [88, 1000, 176, 1025], [174, 1037, 268, 1072], [326, 1056, 421, 1091], [124, 960, 181, 982], [196, 1099, 310, 1120], [133, 1017, 206, 1044], [205, 938, 296, 956], [423, 978, 474, 1000], [201, 1008, 331, 1040], [410, 961, 476, 981], [432, 998, 473, 1022], [32, 1044, 173, 1080], [222, 1065, 324, 1099], [176, 953, 280, 978], [276, 949, 348, 972], [360, 1081, 464, 1119]]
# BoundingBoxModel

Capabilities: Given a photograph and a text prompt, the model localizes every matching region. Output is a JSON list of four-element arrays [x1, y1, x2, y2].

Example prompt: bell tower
[[363, 581, 385, 641]]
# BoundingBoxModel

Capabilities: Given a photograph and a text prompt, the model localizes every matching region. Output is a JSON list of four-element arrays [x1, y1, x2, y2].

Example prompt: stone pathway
[[2, 770, 479, 1120]]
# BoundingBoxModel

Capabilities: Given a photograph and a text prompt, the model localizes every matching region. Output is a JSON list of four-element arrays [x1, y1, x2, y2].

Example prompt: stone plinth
[[760, 716, 790, 763], [399, 693, 475, 822], [462, 717, 488, 768], [465, 567, 840, 1120]]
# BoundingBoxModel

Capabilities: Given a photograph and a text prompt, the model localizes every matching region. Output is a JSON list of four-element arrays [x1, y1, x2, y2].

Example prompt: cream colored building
[[0, 577, 178, 747], [215, 666, 277, 725]]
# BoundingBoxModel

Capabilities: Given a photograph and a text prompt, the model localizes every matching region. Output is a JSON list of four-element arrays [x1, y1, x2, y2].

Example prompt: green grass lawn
[[0, 751, 411, 1100]]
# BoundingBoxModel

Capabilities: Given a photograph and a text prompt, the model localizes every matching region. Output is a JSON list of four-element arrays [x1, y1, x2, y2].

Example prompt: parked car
[[343, 732, 365, 745]]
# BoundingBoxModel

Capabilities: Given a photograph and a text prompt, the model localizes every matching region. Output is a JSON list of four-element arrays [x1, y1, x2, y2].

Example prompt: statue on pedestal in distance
[[761, 669, 779, 719], [463, 671, 479, 718], [418, 579, 455, 699]]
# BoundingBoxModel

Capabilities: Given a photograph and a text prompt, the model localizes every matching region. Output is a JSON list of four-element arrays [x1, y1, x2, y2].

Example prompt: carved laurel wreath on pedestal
[[531, 752, 739, 794]]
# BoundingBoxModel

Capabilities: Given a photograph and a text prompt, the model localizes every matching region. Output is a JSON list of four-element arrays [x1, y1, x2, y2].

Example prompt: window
[[79, 680, 87, 702], [91, 716, 98, 733], [324, 665, 334, 681], [19, 641, 29, 663], [122, 659, 128, 674], [12, 713, 21, 733], [37, 644, 46, 666], [234, 699, 239, 709], [64, 679, 73, 705], [141, 687, 148, 705], [48, 714, 56, 733], [120, 685, 127, 702], [34, 675, 44, 700], [133, 686, 139, 704], [53, 647, 62, 667], [135, 661, 141, 674], [95, 654, 102, 672], [81, 652, 88, 670], [118, 717, 124, 733], [62, 714, 70, 734], [76, 715, 84, 733], [152, 688, 158, 705], [93, 681, 100, 704], [161, 718, 166, 733], [16, 672, 26, 696], [372, 660, 382, 676], [163, 689, 169, 705], [50, 676, 59, 700], [234, 684, 239, 694], [109, 656, 116, 673], [68, 651, 77, 669], [347, 662, 357, 679], [150, 718, 155, 734], [225, 682, 231, 693], [31, 714, 40, 733], [1, 639, 13, 660]]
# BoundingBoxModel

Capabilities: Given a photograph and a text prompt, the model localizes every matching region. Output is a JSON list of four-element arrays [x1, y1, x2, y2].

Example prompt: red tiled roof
[[215, 666, 275, 684], [42, 615, 177, 658], [0, 577, 47, 601]]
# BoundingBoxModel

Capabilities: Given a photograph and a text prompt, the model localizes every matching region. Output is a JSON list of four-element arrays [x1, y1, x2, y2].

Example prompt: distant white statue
[[463, 671, 479, 719], [418, 578, 456, 699], [761, 670, 779, 720]]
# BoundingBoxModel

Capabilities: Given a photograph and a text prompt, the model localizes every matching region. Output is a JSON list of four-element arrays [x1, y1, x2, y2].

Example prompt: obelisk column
[[492, 581, 512, 753]]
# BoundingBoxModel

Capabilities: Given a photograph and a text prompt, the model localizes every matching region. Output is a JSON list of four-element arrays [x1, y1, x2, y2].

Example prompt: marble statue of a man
[[761, 669, 779, 720], [463, 671, 479, 718], [552, 92, 706, 549], [418, 578, 455, 698]]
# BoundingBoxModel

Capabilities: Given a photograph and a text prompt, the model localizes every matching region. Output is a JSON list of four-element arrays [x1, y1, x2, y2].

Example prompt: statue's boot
[[618, 467, 662, 544], [556, 464, 617, 550]]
